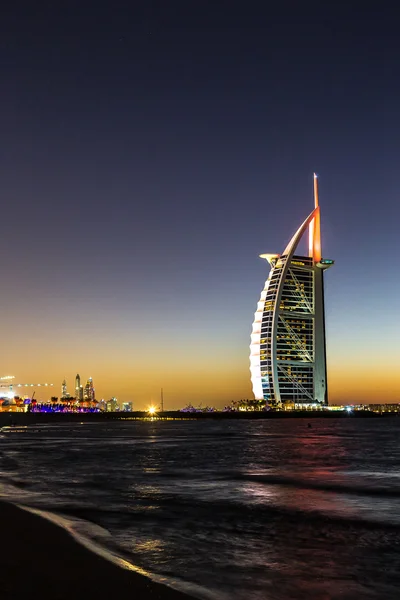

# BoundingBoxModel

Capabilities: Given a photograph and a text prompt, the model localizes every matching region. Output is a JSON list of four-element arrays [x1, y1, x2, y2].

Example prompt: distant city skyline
[[0, 4, 399, 408]]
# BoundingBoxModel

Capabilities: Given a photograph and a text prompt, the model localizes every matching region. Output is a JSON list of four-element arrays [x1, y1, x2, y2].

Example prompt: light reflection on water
[[1, 419, 400, 599]]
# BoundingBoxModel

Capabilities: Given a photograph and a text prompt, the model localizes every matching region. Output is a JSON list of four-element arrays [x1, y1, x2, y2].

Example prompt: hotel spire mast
[[309, 173, 321, 263]]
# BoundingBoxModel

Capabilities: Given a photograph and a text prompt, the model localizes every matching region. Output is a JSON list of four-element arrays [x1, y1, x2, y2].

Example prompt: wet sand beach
[[0, 501, 192, 600]]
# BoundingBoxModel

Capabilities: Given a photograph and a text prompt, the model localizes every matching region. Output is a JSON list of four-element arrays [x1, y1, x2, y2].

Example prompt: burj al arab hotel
[[250, 175, 334, 407]]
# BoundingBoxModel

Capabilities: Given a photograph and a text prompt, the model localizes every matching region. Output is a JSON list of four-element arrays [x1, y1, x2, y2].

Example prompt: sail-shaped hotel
[[250, 175, 334, 407]]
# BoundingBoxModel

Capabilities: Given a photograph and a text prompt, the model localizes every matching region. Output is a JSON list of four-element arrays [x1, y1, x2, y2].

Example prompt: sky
[[0, 2, 399, 408]]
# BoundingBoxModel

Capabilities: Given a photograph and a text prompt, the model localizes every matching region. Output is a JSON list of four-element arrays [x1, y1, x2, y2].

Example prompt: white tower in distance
[[250, 175, 334, 407]]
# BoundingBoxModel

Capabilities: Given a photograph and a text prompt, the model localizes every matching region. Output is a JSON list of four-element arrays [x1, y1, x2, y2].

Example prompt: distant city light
[[148, 405, 156, 415]]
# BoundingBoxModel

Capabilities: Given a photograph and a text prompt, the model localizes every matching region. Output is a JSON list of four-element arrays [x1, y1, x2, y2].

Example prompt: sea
[[1, 418, 400, 600]]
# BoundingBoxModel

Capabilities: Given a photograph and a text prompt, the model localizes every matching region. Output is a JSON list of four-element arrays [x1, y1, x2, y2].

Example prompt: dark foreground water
[[1, 419, 400, 599]]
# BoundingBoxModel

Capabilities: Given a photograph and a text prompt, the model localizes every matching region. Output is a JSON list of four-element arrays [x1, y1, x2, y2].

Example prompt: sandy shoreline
[[0, 501, 193, 600]]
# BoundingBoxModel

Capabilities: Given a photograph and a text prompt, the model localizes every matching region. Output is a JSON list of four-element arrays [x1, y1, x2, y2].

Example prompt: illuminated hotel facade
[[250, 175, 333, 407]]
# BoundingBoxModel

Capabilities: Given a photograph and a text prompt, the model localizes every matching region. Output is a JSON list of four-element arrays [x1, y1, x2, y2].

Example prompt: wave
[[24, 491, 400, 539], [133, 468, 400, 498], [234, 472, 400, 498], [15, 502, 227, 600]]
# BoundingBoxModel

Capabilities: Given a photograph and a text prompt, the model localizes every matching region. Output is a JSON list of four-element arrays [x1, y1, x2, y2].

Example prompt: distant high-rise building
[[106, 397, 119, 412], [79, 385, 84, 401], [84, 377, 95, 402], [75, 374, 81, 399], [61, 378, 68, 398], [250, 175, 334, 407], [97, 399, 107, 411]]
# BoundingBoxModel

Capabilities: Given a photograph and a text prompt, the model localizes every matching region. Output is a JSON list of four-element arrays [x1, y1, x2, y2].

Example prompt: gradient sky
[[1, 2, 399, 408]]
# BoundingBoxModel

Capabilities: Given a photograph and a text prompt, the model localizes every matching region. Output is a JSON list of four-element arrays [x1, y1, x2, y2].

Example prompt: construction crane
[[0, 376, 54, 398]]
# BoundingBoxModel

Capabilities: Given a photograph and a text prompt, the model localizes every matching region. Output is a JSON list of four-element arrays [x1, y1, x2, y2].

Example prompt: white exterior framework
[[250, 175, 333, 406]]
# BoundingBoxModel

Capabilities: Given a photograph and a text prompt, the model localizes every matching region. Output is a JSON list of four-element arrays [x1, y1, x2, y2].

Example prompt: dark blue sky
[[1, 2, 399, 406]]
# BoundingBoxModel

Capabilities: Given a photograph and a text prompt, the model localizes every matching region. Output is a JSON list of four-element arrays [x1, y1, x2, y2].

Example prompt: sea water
[[1, 418, 400, 599]]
